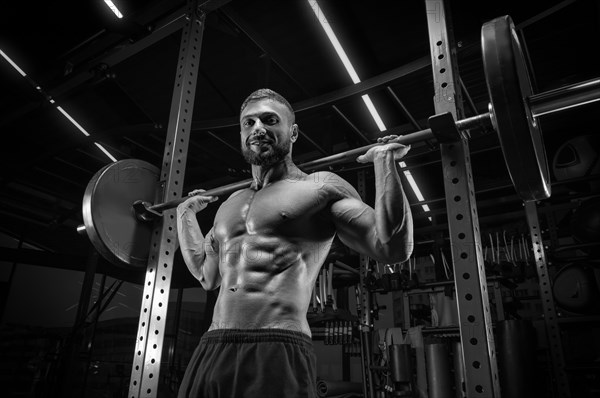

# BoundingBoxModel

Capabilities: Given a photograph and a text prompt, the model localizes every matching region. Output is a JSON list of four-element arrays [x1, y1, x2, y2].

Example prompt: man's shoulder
[[306, 171, 360, 199], [221, 187, 251, 204], [306, 171, 345, 184]]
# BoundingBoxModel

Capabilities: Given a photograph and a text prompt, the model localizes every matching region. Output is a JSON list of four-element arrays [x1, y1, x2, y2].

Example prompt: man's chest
[[213, 181, 332, 238]]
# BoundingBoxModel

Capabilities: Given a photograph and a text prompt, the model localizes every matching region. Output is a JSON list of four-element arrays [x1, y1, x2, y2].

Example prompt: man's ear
[[291, 124, 299, 142]]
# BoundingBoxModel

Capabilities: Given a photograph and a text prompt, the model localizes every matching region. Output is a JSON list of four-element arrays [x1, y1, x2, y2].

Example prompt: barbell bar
[[79, 15, 600, 269]]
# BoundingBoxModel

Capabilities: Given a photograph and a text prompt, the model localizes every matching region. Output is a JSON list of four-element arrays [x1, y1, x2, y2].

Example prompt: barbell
[[78, 15, 600, 269]]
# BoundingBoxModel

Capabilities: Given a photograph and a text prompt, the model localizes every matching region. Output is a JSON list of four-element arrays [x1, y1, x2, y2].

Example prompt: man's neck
[[251, 157, 299, 189]]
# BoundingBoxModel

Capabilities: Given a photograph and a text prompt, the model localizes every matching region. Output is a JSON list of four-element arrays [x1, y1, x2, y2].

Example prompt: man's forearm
[[372, 150, 413, 258]]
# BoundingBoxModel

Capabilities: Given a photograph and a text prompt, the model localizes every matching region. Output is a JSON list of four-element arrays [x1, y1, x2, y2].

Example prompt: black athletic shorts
[[177, 328, 318, 398]]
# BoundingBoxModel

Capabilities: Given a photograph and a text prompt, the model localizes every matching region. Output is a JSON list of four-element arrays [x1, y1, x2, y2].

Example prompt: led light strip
[[308, 1, 430, 219], [308, 0, 387, 132], [399, 161, 431, 218], [1, 49, 117, 163], [103, 0, 123, 19]]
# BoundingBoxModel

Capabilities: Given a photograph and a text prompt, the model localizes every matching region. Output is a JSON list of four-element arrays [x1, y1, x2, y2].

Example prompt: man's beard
[[242, 139, 290, 166]]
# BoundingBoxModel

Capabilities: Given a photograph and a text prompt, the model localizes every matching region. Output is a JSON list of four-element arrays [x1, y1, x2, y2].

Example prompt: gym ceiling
[[0, 0, 598, 286]]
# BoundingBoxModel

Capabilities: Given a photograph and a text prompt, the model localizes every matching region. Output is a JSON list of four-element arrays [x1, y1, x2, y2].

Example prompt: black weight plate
[[82, 159, 160, 268], [482, 15, 551, 201]]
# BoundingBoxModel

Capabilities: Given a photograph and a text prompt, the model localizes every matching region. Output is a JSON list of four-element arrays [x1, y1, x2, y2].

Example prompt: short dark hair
[[240, 88, 295, 123]]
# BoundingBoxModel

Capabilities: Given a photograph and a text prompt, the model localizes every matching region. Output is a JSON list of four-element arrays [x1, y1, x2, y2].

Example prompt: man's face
[[240, 98, 295, 166]]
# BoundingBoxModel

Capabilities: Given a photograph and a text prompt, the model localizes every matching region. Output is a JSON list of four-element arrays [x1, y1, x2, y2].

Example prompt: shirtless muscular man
[[176, 88, 413, 398]]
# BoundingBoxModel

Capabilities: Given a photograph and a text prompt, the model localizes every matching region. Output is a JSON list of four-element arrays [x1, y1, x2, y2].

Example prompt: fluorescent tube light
[[309, 0, 430, 220], [0, 49, 27, 76], [95, 142, 118, 162], [308, 0, 359, 84], [103, 0, 123, 19], [308, 0, 386, 131], [57, 106, 91, 137], [1, 48, 117, 162], [361, 94, 387, 131], [399, 161, 431, 219]]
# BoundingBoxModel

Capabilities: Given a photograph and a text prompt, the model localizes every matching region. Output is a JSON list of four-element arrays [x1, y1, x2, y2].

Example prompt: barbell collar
[[132, 200, 163, 222], [428, 112, 463, 143]]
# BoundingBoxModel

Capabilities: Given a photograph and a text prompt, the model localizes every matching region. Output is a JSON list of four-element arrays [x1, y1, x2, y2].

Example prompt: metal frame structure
[[355, 169, 376, 398], [401, 278, 506, 330], [128, 2, 206, 396], [524, 202, 571, 397], [425, 0, 500, 396]]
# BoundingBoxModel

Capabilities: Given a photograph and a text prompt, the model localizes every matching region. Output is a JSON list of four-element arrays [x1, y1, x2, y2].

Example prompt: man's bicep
[[330, 196, 377, 254], [204, 227, 219, 256]]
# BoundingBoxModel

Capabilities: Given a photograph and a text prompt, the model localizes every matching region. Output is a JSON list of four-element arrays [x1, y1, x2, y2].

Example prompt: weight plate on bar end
[[82, 159, 160, 269], [482, 15, 551, 201]]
